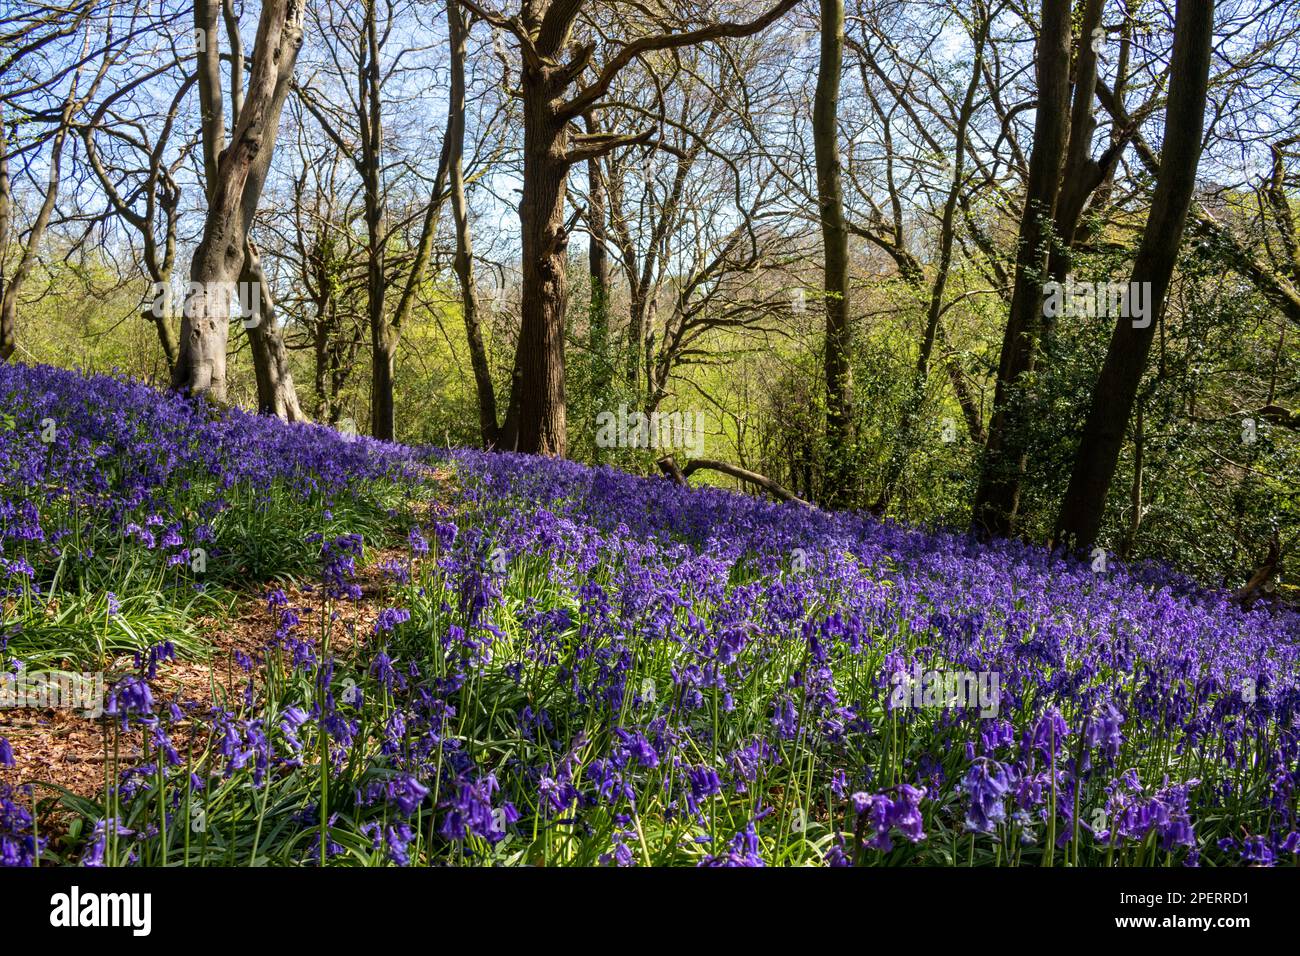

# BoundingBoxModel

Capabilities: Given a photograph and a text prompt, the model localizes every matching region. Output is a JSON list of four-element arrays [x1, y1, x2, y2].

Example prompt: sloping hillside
[[2, 364, 1298, 866]]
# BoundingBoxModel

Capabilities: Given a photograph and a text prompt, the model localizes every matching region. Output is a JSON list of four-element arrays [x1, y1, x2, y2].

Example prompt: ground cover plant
[[2, 362, 1299, 867]]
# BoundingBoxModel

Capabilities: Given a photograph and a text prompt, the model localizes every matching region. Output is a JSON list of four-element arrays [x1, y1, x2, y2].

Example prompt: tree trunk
[[1044, 0, 1107, 287], [514, 64, 571, 456], [970, 0, 1072, 538], [243, 242, 305, 420], [370, 325, 396, 439], [144, 287, 180, 373], [499, 351, 524, 451], [358, 0, 394, 439], [0, 109, 16, 361], [1121, 400, 1143, 558], [585, 115, 612, 409], [449, 0, 499, 448], [173, 0, 304, 404], [489, 0, 800, 455], [938, 325, 985, 444], [194, 0, 224, 197], [313, 302, 330, 421], [625, 290, 649, 391], [234, 0, 305, 421], [1052, 0, 1215, 552], [815, 0, 853, 507], [1, 100, 72, 361], [1265, 134, 1300, 286]]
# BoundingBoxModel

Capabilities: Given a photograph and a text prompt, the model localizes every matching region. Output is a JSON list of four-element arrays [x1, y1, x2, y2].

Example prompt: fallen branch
[[656, 455, 688, 486], [657, 455, 811, 507], [1253, 405, 1300, 431], [1233, 533, 1282, 607]]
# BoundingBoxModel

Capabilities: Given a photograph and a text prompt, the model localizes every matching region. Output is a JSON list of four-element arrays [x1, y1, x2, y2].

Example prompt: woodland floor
[[0, 470, 458, 826], [0, 547, 405, 806]]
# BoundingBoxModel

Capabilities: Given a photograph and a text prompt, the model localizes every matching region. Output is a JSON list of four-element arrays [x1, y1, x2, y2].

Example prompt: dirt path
[[0, 543, 412, 804]]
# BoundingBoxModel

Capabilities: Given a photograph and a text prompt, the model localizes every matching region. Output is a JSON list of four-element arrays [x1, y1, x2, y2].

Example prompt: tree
[[448, 2, 501, 448], [277, 127, 367, 423], [969, 0, 1072, 538], [1043, 0, 1125, 289], [296, 0, 455, 439], [600, 80, 726, 398], [1052, 0, 1216, 552], [0, 98, 76, 361], [462, 0, 801, 457], [0, 0, 103, 361], [834, 2, 1002, 454], [588, 35, 797, 420], [646, 179, 800, 415], [814, 0, 852, 507], [172, 0, 306, 412], [582, 112, 612, 412], [869, 0, 994, 511], [78, 64, 197, 372]]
